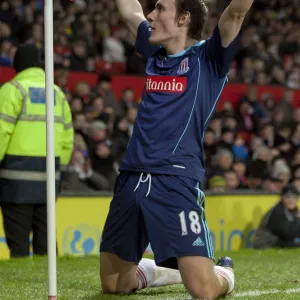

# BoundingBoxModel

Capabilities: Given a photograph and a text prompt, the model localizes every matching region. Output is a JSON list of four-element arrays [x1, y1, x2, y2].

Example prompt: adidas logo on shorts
[[192, 237, 205, 247]]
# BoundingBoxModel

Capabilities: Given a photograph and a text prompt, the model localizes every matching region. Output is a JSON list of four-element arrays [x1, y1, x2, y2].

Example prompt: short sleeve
[[135, 21, 160, 60], [199, 25, 239, 78]]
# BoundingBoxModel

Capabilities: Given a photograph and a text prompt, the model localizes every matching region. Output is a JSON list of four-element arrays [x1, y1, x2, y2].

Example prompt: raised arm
[[218, 0, 253, 48], [116, 0, 147, 38]]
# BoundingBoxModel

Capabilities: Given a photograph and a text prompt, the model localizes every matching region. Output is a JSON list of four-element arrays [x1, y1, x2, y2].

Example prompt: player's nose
[[147, 10, 155, 22]]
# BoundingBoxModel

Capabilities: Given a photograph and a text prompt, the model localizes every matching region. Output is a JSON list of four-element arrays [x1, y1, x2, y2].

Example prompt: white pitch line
[[234, 287, 300, 298], [165, 288, 300, 299]]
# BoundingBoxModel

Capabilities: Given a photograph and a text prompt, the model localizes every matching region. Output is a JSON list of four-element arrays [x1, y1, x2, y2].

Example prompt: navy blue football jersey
[[119, 21, 238, 182]]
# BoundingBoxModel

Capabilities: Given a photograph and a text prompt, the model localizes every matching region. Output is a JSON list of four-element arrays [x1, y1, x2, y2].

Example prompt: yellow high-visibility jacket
[[0, 67, 74, 203]]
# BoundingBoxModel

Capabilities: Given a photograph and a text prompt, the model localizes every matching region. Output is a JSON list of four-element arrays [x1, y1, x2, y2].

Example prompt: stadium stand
[[1, 0, 300, 192]]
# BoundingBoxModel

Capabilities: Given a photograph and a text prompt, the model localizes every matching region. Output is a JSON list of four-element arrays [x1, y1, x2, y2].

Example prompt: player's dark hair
[[175, 0, 208, 40]]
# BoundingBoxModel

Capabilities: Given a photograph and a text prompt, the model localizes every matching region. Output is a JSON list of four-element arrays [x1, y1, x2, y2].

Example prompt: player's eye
[[156, 5, 164, 12]]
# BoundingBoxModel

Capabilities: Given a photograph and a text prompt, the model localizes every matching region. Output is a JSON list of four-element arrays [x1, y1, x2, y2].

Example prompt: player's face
[[147, 0, 180, 45]]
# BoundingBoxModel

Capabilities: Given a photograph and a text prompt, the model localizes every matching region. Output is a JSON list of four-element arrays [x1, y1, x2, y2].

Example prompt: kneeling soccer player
[[100, 0, 253, 299]]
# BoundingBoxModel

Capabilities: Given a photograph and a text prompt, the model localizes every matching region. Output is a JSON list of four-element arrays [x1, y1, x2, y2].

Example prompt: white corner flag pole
[[44, 0, 57, 299]]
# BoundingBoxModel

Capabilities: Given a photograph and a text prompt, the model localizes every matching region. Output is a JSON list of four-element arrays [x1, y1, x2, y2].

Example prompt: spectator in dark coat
[[253, 184, 300, 249]]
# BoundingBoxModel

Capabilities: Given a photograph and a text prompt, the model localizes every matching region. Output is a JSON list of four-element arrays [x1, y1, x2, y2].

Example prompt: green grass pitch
[[0, 249, 300, 300]]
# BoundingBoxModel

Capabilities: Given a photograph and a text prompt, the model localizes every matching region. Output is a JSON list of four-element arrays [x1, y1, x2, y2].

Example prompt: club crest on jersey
[[177, 57, 189, 75]]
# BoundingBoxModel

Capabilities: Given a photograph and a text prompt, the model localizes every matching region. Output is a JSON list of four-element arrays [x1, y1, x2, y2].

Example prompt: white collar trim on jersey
[[167, 40, 206, 58]]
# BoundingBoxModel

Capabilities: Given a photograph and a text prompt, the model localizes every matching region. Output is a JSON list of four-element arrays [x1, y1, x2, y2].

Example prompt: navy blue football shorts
[[100, 171, 214, 269]]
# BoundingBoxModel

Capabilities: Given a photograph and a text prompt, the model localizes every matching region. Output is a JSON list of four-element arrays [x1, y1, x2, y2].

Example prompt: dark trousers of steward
[[0, 204, 48, 257]]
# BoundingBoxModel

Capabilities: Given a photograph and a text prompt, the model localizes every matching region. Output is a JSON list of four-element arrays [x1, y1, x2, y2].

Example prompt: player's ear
[[177, 11, 191, 28]]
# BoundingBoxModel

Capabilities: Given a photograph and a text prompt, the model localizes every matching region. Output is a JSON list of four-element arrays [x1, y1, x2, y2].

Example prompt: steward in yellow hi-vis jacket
[[0, 43, 74, 258]]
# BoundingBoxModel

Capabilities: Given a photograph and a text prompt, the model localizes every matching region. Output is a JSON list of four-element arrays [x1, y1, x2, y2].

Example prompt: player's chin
[[149, 35, 161, 45]]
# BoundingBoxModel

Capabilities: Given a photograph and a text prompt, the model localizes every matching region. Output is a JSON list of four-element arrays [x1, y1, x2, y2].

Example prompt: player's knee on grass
[[100, 252, 138, 294], [178, 256, 222, 300], [101, 274, 138, 294], [183, 275, 220, 300], [102, 279, 136, 295], [101, 282, 116, 294], [188, 287, 219, 300]]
